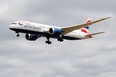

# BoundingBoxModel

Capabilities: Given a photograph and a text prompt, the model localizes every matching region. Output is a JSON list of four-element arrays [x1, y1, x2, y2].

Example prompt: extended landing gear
[[16, 32, 20, 37], [16, 33, 20, 37], [45, 36, 52, 44], [45, 35, 64, 44], [46, 41, 52, 44], [57, 37, 64, 42]]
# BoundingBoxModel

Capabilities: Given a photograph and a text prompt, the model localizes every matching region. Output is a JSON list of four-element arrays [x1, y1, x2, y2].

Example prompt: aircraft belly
[[64, 32, 87, 40]]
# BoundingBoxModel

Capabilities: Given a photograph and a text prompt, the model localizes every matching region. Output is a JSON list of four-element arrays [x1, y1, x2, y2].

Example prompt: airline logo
[[84, 19, 92, 30], [81, 28, 88, 34], [86, 19, 92, 23]]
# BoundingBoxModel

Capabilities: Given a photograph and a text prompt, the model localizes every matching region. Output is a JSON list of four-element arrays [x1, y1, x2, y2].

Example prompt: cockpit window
[[18, 23, 23, 26], [12, 23, 17, 24]]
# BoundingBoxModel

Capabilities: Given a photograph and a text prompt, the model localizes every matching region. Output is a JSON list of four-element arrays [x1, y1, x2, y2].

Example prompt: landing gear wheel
[[16, 33, 20, 37], [45, 36, 52, 44], [57, 37, 64, 42], [60, 39, 63, 42], [45, 41, 52, 44], [15, 32, 20, 37]]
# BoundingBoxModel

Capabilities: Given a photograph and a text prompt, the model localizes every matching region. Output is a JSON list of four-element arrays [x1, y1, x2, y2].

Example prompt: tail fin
[[84, 18, 92, 29], [81, 18, 92, 34]]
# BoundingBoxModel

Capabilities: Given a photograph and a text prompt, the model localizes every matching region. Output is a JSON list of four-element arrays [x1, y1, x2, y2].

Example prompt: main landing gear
[[57, 37, 64, 42], [45, 36, 64, 44], [45, 36, 52, 44]]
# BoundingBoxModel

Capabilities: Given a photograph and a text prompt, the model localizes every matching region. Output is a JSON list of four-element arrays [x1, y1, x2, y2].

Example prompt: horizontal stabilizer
[[86, 32, 105, 38]]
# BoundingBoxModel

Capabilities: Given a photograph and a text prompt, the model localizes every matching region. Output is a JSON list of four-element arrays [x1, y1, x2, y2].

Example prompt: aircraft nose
[[9, 22, 17, 29], [9, 24, 17, 30], [9, 25, 14, 29]]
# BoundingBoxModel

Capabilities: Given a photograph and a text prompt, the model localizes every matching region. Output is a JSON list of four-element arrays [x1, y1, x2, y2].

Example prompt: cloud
[[0, 0, 116, 77]]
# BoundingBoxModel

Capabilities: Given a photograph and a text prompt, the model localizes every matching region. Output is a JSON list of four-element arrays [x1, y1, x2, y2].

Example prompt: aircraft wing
[[61, 17, 111, 35]]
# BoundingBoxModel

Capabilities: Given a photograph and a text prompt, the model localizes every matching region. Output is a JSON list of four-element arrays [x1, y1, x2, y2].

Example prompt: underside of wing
[[61, 17, 111, 35]]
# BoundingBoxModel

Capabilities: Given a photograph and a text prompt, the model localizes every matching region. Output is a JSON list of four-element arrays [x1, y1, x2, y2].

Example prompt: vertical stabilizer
[[81, 18, 92, 34], [84, 18, 92, 29]]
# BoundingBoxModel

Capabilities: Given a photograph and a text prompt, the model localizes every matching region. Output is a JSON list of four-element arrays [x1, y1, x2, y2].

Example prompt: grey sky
[[0, 0, 116, 77]]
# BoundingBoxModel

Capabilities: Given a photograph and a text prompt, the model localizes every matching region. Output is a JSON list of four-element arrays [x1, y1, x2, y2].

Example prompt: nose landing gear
[[15, 32, 20, 37]]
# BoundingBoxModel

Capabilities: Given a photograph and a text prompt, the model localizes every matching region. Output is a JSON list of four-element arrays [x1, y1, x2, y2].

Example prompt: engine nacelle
[[25, 34, 38, 41], [49, 28, 62, 35]]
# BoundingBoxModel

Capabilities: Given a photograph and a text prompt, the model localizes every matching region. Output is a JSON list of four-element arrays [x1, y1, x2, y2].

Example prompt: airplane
[[9, 17, 111, 44]]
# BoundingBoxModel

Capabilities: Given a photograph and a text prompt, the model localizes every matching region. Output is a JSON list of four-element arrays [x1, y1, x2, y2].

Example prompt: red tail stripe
[[87, 20, 92, 23], [81, 29, 88, 33]]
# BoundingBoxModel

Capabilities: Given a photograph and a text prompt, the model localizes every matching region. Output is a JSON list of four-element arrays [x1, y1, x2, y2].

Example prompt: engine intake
[[49, 28, 62, 35]]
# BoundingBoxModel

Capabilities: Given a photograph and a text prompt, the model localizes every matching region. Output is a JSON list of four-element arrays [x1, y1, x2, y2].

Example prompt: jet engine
[[25, 34, 38, 41], [49, 28, 62, 35]]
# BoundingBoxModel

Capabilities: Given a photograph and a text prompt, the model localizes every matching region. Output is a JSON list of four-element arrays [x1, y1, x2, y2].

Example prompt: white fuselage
[[9, 17, 110, 44], [9, 21, 88, 40]]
